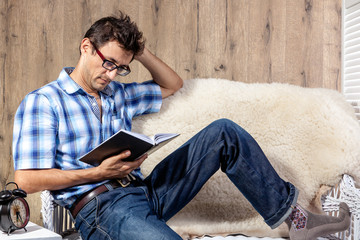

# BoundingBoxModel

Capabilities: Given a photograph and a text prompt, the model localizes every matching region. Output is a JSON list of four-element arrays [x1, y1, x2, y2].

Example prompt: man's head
[[73, 12, 145, 93], [83, 11, 145, 56]]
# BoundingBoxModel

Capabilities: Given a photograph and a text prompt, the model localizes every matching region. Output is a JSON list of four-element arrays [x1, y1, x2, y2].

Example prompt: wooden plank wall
[[0, 0, 342, 226]]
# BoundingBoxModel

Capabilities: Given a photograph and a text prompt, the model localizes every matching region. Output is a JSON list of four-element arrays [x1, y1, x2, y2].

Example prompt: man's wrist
[[134, 47, 150, 63]]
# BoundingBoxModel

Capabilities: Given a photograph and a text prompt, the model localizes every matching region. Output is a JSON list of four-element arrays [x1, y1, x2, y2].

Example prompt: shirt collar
[[57, 67, 114, 97]]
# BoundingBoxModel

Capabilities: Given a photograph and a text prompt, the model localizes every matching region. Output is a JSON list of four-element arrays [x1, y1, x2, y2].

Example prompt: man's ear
[[80, 38, 93, 55]]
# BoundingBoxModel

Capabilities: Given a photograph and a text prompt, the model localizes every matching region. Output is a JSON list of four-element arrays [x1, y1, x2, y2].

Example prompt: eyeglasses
[[92, 43, 131, 76]]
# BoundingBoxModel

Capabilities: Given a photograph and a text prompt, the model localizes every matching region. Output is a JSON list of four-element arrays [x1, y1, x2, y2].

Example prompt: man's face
[[83, 40, 133, 92]]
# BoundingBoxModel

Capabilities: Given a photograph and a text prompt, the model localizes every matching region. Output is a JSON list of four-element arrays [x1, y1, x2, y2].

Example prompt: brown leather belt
[[70, 175, 135, 218]]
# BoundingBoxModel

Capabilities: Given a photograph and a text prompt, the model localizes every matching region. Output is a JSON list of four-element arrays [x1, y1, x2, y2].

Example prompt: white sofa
[[133, 78, 360, 239]]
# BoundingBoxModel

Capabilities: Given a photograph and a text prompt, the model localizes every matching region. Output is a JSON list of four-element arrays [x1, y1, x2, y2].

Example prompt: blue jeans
[[75, 119, 298, 239]]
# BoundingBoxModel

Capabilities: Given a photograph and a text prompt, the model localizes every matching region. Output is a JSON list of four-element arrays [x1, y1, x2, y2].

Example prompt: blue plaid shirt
[[13, 67, 162, 208]]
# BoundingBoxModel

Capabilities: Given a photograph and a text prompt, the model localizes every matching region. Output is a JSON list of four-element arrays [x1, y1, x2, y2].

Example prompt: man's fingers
[[136, 153, 148, 162], [121, 150, 131, 159], [126, 153, 148, 167]]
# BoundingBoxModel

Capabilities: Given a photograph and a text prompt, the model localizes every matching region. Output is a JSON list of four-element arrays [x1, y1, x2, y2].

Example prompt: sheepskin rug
[[131, 78, 360, 239]]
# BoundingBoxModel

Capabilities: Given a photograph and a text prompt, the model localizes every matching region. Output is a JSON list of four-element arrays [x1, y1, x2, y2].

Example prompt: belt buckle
[[117, 174, 135, 187]]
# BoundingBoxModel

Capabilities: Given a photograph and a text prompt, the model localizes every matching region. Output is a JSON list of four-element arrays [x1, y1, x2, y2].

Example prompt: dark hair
[[83, 11, 145, 55]]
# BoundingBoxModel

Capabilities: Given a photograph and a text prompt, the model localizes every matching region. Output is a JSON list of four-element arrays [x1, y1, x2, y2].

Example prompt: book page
[[153, 133, 180, 145], [121, 129, 154, 144]]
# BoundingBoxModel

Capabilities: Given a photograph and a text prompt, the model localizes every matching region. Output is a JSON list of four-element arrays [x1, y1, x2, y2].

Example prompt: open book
[[80, 129, 179, 166]]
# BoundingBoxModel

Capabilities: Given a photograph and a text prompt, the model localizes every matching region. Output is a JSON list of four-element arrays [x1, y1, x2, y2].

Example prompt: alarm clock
[[0, 182, 30, 235]]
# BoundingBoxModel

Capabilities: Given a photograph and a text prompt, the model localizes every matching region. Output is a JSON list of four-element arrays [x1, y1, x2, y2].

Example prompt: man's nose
[[106, 69, 117, 80]]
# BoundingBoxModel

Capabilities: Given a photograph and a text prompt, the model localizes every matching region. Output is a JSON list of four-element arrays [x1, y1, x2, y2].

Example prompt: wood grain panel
[[0, 0, 342, 227], [0, 0, 9, 190], [286, 0, 308, 86], [248, 0, 273, 83], [1, 0, 28, 193], [304, 0, 325, 88], [266, 0, 287, 84], [226, 0, 250, 82], [323, 0, 342, 90], [195, 0, 228, 78]]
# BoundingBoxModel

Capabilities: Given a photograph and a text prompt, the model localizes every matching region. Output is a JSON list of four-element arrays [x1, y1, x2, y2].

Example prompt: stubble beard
[[92, 74, 111, 92]]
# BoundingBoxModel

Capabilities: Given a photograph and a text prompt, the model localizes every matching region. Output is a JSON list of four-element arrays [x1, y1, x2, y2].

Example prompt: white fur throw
[[132, 78, 360, 238]]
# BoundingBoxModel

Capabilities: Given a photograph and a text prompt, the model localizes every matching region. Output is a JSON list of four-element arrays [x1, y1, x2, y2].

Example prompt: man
[[13, 12, 350, 240]]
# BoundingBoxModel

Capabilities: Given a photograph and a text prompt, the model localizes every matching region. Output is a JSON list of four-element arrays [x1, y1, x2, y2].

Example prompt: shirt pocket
[[111, 118, 124, 132]]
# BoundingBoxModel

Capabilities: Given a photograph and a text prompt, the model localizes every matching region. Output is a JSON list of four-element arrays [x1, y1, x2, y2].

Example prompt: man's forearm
[[14, 168, 102, 194], [135, 48, 183, 98], [14, 151, 146, 194]]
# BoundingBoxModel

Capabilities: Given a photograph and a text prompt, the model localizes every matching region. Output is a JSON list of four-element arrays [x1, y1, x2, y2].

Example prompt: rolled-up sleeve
[[123, 80, 163, 118], [13, 93, 58, 170]]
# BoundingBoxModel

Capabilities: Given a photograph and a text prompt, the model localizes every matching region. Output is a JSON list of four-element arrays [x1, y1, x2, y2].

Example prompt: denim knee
[[211, 118, 235, 126], [208, 118, 249, 138], [208, 118, 243, 131]]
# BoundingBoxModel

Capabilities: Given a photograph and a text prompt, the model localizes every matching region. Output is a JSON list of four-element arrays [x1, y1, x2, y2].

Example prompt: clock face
[[9, 198, 29, 229]]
